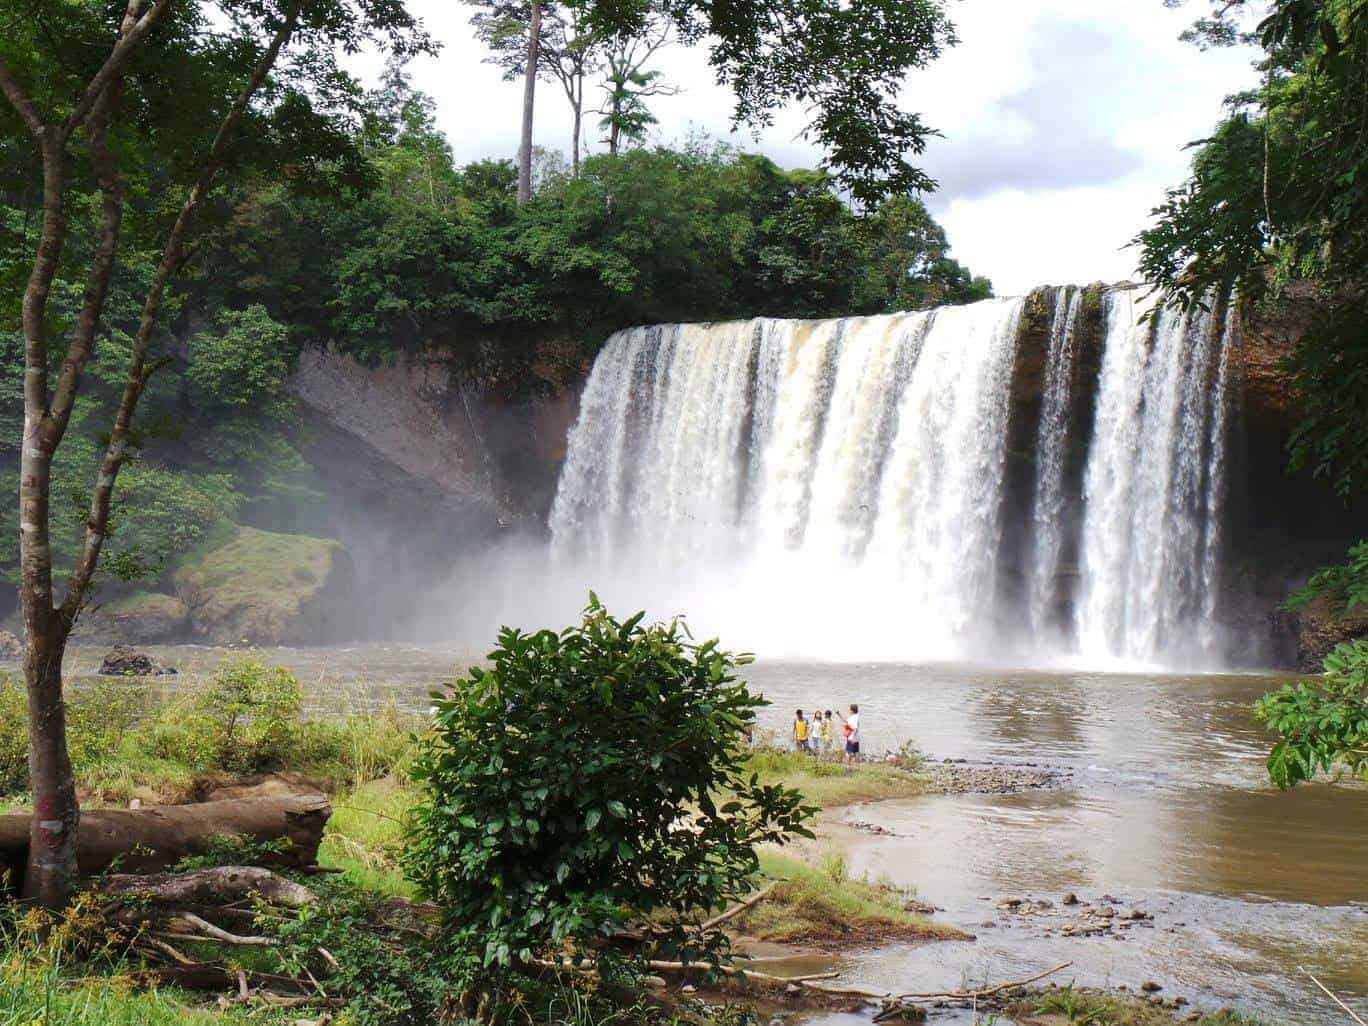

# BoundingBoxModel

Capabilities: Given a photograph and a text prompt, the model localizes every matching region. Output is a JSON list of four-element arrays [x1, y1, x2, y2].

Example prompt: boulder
[[98, 644, 176, 677]]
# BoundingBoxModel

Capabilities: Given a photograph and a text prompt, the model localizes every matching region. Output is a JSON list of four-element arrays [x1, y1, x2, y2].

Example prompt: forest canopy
[[0, 53, 989, 591]]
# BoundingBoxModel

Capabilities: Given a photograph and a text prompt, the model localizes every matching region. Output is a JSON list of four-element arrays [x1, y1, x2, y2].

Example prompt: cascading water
[[548, 286, 1237, 667], [1074, 287, 1235, 664], [1026, 286, 1083, 640]]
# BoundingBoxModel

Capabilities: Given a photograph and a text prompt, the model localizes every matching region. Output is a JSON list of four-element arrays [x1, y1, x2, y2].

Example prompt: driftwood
[[700, 882, 778, 931], [165, 911, 280, 947], [0, 795, 331, 888], [98, 865, 316, 909], [871, 961, 1074, 1021]]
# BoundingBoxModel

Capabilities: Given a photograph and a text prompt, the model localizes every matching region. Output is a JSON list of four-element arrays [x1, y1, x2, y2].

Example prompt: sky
[[369, 1, 1264, 296]]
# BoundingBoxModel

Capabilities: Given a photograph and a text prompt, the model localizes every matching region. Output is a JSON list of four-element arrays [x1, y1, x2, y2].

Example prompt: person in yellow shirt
[[793, 709, 811, 752]]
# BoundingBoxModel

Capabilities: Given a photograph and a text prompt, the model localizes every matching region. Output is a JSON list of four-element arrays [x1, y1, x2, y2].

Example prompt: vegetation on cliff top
[[1142, 0, 1368, 500]]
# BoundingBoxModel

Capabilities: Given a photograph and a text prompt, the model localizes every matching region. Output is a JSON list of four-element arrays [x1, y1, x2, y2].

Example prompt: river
[[63, 645, 1367, 1023]]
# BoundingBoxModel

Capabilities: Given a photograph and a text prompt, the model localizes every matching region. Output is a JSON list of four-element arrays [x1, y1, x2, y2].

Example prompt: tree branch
[[48, 43, 134, 446], [0, 56, 44, 136], [62, 0, 175, 138], [60, 0, 304, 622]]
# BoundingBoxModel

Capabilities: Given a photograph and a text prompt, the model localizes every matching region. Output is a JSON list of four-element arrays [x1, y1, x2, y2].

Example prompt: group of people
[[792, 704, 861, 761]]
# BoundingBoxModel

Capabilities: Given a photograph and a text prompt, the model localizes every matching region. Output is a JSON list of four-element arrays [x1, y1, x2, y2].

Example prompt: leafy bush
[[1256, 639, 1368, 787], [0, 675, 27, 795], [1285, 539, 1368, 616], [268, 877, 451, 1026], [404, 598, 813, 974], [66, 680, 149, 769], [143, 656, 302, 773]]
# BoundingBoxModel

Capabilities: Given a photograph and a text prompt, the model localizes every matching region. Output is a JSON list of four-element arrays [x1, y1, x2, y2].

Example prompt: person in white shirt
[[844, 703, 861, 763]]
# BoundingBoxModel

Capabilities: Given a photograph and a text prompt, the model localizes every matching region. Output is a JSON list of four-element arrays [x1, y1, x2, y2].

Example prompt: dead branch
[[98, 865, 316, 909], [169, 911, 278, 947], [872, 961, 1073, 1021], [700, 882, 778, 931]]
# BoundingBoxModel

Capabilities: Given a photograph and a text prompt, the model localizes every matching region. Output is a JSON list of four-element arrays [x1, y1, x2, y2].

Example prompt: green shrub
[[142, 655, 302, 774], [1286, 539, 1368, 616], [0, 674, 28, 795], [404, 597, 814, 975], [67, 680, 149, 769], [1256, 639, 1368, 787]]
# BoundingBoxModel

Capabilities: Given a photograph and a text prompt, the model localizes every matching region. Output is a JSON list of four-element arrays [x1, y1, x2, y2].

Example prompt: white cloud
[[377, 0, 1262, 295]]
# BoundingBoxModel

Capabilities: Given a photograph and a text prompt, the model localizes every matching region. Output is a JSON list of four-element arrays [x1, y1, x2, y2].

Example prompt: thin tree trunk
[[517, 0, 542, 204], [571, 72, 582, 175], [0, 0, 298, 908]]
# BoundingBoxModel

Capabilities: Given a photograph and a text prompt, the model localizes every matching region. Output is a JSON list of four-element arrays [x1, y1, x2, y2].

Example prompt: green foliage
[[0, 674, 26, 795], [268, 876, 449, 1026], [1140, 0, 1368, 497], [1285, 539, 1368, 614], [0, 675, 155, 796], [143, 656, 304, 774], [0, 661, 416, 800], [404, 598, 814, 974], [1256, 639, 1368, 787]]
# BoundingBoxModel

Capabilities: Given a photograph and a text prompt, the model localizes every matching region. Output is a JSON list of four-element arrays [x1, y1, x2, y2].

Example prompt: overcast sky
[[368, 1, 1263, 296]]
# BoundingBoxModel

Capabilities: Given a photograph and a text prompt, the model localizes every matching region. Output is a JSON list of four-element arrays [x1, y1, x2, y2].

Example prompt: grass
[[0, 665, 422, 808], [743, 746, 928, 807], [732, 850, 964, 947], [0, 969, 282, 1026], [173, 523, 345, 641], [320, 775, 417, 896], [1011, 986, 1266, 1026]]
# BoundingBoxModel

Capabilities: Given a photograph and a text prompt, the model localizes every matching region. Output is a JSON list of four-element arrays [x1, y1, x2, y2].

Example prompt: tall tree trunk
[[572, 103, 582, 175], [18, 130, 78, 908], [22, 626, 76, 906], [517, 0, 542, 204]]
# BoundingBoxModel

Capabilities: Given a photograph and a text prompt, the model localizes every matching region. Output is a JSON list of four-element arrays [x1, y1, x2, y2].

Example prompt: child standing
[[793, 709, 811, 752]]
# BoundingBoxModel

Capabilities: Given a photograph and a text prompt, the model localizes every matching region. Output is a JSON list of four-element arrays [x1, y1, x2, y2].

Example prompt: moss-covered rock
[[173, 525, 354, 645]]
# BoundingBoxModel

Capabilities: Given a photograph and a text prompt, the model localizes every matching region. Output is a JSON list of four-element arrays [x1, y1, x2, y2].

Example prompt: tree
[[475, 0, 957, 206], [0, 0, 431, 907], [1141, 0, 1368, 498], [1256, 639, 1368, 787], [596, 18, 676, 155], [471, 0, 605, 176], [403, 598, 813, 980]]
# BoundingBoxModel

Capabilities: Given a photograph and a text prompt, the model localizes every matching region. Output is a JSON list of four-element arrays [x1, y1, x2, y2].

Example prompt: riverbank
[[0, 653, 1324, 1023]]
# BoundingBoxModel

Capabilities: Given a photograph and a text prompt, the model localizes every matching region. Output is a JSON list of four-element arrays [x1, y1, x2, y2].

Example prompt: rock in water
[[0, 630, 20, 658], [99, 644, 176, 677]]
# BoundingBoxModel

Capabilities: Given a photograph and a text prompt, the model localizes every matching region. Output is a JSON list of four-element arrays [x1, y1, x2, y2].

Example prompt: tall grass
[[742, 744, 927, 807]]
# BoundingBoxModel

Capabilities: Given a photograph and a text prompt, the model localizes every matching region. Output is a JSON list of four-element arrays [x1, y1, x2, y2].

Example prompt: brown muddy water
[[59, 646, 1368, 1024]]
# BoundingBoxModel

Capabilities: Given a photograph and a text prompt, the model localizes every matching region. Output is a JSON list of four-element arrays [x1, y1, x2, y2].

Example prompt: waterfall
[[1073, 288, 1235, 663], [549, 285, 1237, 667], [1027, 286, 1083, 639]]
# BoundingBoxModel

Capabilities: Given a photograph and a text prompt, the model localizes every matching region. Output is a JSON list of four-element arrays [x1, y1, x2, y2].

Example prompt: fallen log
[[0, 795, 331, 889], [97, 865, 316, 909]]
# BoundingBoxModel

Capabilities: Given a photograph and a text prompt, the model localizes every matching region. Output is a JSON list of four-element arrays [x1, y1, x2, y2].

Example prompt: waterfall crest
[[550, 286, 1236, 667]]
